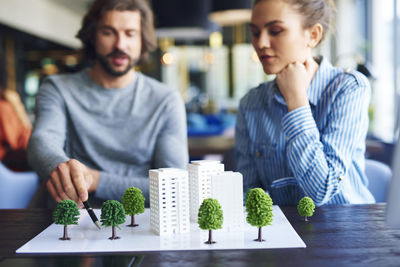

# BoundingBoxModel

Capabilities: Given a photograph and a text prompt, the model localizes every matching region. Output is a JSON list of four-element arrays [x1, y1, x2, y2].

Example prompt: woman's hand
[[276, 57, 317, 111]]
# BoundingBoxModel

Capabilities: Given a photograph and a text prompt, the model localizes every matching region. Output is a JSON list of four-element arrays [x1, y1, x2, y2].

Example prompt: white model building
[[211, 171, 244, 232], [187, 160, 224, 222], [149, 168, 190, 236]]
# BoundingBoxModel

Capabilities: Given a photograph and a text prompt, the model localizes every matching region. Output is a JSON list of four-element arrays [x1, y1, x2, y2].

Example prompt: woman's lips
[[260, 55, 275, 63]]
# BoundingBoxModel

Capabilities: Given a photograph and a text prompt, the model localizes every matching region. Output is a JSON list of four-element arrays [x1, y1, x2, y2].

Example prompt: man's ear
[[308, 23, 323, 48]]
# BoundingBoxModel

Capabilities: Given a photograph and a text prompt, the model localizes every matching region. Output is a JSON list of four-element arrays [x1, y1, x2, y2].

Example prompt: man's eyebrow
[[98, 25, 139, 32], [249, 20, 284, 29], [98, 25, 115, 30]]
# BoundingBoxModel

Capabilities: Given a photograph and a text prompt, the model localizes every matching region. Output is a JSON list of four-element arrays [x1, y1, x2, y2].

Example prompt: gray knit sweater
[[27, 69, 188, 203]]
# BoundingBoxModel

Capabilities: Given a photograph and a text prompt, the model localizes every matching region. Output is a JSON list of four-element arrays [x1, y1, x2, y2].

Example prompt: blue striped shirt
[[235, 56, 375, 206]]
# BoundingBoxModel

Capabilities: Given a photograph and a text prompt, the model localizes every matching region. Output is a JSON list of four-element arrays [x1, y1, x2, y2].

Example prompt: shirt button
[[256, 151, 261, 157]]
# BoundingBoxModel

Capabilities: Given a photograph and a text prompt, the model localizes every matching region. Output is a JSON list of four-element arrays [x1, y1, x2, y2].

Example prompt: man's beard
[[96, 49, 138, 77]]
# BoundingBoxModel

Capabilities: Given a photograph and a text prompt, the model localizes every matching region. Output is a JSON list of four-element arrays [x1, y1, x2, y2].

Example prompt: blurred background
[[0, 0, 399, 165]]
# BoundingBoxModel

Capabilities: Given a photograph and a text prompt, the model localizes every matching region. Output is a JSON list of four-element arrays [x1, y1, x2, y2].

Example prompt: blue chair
[[365, 159, 392, 203], [0, 162, 39, 209]]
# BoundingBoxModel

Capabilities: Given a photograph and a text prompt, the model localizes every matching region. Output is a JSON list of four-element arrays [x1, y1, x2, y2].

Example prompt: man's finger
[[57, 163, 80, 203], [49, 169, 69, 200], [46, 180, 62, 202], [70, 160, 89, 202]]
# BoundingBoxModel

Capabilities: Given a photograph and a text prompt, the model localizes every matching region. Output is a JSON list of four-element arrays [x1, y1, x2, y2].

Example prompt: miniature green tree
[[297, 196, 315, 221], [245, 188, 273, 242], [198, 198, 223, 244], [53, 199, 80, 240], [100, 200, 126, 240], [121, 187, 145, 227]]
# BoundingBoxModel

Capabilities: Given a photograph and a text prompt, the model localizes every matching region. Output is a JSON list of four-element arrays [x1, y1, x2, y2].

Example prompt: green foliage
[[100, 200, 126, 229], [245, 188, 273, 228], [297, 197, 315, 218], [121, 187, 145, 216], [198, 198, 223, 231], [53, 199, 80, 226]]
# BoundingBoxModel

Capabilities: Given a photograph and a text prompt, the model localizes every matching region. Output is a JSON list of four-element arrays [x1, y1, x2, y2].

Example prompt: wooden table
[[188, 136, 234, 158], [0, 205, 399, 266]]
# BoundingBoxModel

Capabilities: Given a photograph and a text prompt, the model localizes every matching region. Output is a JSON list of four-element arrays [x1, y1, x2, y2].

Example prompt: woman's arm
[[282, 73, 370, 205], [3, 89, 32, 129]]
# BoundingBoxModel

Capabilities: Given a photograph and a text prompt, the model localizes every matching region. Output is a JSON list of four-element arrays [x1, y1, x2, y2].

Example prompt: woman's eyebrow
[[249, 20, 284, 29]]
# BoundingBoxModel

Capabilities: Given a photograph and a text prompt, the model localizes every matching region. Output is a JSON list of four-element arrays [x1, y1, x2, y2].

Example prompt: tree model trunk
[[254, 227, 265, 242], [205, 230, 216, 244], [304, 216, 308, 222], [60, 225, 70, 240], [109, 225, 120, 240], [128, 215, 138, 227]]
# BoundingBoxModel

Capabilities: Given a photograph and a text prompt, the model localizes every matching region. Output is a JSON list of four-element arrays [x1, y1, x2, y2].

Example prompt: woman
[[235, 0, 375, 206], [0, 88, 32, 171]]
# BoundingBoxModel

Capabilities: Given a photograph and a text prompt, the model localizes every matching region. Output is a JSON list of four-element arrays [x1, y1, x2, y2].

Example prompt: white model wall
[[211, 171, 244, 232], [187, 160, 224, 222]]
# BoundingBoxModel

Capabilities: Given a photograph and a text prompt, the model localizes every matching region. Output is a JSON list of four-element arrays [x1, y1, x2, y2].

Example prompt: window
[[369, 0, 397, 141]]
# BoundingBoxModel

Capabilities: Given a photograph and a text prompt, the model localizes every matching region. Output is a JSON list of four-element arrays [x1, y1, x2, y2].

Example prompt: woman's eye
[[269, 28, 283, 35], [251, 32, 260, 38]]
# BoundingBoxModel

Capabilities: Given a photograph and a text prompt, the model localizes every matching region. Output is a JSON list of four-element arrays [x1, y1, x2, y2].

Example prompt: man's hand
[[276, 57, 317, 111], [46, 159, 100, 206]]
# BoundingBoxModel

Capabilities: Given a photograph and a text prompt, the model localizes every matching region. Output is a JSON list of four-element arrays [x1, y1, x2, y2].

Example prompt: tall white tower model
[[187, 160, 224, 222], [149, 168, 190, 236], [211, 171, 244, 231]]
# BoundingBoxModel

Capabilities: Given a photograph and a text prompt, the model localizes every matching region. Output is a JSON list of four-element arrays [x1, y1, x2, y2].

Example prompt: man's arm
[[27, 79, 92, 204], [28, 78, 69, 179]]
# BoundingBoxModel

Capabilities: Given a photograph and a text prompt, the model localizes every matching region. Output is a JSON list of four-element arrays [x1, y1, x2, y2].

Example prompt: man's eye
[[127, 31, 137, 37], [251, 32, 260, 38], [101, 30, 113, 36]]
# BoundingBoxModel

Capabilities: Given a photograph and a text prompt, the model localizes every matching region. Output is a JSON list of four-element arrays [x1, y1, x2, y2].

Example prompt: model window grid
[[149, 168, 190, 236]]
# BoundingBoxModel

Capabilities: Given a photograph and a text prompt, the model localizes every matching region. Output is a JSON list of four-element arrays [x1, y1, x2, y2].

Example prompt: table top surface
[[1, 204, 399, 267]]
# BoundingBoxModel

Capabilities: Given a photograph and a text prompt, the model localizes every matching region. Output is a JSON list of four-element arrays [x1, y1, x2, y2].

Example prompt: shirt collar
[[307, 56, 335, 106]]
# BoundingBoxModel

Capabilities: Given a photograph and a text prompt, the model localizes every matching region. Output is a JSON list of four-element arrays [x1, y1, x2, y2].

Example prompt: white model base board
[[16, 206, 305, 253]]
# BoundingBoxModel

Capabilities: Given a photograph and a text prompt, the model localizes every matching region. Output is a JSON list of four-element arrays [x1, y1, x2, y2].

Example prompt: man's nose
[[115, 33, 128, 50]]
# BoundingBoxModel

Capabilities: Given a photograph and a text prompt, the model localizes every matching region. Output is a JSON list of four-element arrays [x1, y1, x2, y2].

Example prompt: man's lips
[[110, 55, 128, 66]]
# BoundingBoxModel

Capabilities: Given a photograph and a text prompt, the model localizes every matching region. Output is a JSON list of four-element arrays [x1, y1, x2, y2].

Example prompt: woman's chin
[[262, 65, 280, 75]]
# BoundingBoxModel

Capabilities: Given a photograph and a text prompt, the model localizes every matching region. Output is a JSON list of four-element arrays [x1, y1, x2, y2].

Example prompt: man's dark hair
[[76, 0, 157, 63]]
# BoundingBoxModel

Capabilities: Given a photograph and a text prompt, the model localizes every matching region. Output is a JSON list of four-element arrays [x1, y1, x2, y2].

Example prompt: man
[[28, 0, 188, 207]]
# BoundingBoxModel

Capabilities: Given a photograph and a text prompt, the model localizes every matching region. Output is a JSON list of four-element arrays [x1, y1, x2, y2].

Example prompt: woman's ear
[[308, 23, 323, 48]]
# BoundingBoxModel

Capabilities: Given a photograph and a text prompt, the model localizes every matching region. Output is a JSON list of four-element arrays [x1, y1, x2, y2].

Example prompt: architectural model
[[211, 171, 244, 231], [187, 160, 224, 222], [149, 168, 190, 236]]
